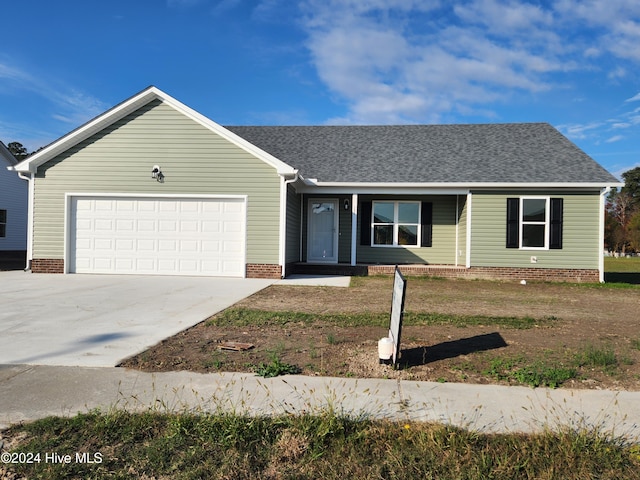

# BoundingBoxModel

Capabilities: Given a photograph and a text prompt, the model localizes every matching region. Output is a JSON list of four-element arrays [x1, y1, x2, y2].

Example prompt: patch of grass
[[484, 357, 577, 388], [3, 411, 638, 480], [481, 344, 630, 387], [632, 338, 640, 351], [209, 307, 552, 330], [575, 344, 619, 372], [605, 256, 640, 273], [604, 257, 640, 285], [253, 351, 301, 378]]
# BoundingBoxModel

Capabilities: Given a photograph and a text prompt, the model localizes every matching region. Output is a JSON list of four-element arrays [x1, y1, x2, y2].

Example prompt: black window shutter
[[549, 198, 563, 249], [360, 201, 372, 246], [506, 198, 519, 248], [421, 202, 433, 247]]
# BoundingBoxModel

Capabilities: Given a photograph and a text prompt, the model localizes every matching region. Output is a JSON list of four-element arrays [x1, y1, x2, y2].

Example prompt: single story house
[[11, 86, 622, 282], [1, 141, 28, 257]]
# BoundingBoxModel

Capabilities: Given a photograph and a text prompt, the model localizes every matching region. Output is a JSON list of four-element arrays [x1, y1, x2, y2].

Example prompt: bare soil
[[120, 277, 640, 391]]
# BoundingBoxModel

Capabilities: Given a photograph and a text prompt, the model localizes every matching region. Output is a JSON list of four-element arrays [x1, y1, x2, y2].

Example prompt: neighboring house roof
[[11, 86, 296, 177], [227, 123, 620, 186], [1, 141, 17, 167]]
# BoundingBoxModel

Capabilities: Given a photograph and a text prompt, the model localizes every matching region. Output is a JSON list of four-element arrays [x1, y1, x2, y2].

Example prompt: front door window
[[308, 200, 338, 262]]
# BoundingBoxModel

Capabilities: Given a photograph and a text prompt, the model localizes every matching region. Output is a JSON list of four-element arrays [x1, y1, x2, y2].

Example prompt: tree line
[[606, 166, 640, 255]]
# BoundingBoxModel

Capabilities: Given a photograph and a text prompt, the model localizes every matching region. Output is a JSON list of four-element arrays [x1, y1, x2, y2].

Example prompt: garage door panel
[[137, 239, 156, 251], [70, 196, 245, 276], [137, 220, 156, 232]]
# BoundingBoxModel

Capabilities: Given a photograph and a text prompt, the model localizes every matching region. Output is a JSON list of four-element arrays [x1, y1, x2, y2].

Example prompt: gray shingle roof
[[226, 123, 619, 184]]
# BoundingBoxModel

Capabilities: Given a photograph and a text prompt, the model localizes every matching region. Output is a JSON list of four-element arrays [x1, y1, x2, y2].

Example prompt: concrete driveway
[[0, 271, 274, 367]]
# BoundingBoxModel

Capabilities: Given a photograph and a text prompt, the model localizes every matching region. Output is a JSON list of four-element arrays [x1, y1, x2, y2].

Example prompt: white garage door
[[69, 196, 245, 276]]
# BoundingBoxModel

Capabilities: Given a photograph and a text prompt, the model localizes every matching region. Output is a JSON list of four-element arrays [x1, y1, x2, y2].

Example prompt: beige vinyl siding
[[470, 191, 601, 269], [357, 195, 459, 265], [32, 99, 281, 264]]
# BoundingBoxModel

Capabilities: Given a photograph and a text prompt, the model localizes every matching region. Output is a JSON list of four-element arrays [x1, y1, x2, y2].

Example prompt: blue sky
[[1, 0, 640, 178]]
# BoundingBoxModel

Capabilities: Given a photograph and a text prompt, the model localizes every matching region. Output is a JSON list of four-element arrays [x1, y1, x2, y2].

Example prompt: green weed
[[254, 351, 301, 378], [484, 357, 577, 388], [575, 344, 619, 372]]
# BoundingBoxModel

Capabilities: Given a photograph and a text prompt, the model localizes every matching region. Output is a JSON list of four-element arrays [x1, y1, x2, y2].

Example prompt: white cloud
[[556, 122, 604, 140], [454, 0, 554, 36], [0, 60, 107, 146], [608, 66, 627, 80], [606, 135, 624, 143], [625, 92, 640, 102], [296, 0, 640, 124]]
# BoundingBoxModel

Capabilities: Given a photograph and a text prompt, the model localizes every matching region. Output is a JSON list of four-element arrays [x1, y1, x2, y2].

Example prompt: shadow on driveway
[[10, 332, 135, 365]]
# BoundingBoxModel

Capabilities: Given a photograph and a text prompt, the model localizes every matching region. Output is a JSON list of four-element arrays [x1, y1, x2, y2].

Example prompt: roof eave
[[303, 180, 624, 189]]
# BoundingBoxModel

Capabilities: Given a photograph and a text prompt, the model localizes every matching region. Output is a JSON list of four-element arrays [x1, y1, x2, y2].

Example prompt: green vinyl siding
[[285, 184, 301, 264], [357, 195, 459, 265], [470, 191, 601, 269], [457, 195, 468, 265], [32, 99, 281, 264]]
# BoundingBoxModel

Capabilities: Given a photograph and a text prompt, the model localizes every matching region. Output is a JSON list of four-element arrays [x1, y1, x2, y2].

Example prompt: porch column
[[351, 193, 358, 266]]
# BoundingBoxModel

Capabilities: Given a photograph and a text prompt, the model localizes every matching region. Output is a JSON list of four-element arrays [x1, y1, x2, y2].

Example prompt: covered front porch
[[283, 189, 471, 276], [288, 261, 468, 278]]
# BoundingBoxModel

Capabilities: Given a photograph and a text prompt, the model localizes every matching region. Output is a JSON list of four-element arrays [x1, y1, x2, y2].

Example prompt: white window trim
[[371, 200, 421, 248], [519, 196, 550, 250]]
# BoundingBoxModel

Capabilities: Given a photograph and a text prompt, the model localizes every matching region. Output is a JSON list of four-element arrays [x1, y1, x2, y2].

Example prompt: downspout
[[599, 187, 611, 283], [465, 192, 472, 268], [279, 171, 299, 278], [455, 195, 459, 267], [17, 171, 34, 271]]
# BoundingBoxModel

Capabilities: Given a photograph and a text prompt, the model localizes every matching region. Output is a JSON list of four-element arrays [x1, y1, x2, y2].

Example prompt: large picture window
[[506, 197, 563, 250], [372, 201, 420, 246]]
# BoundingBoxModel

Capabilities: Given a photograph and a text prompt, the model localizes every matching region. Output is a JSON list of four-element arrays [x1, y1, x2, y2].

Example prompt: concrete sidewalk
[[1, 365, 638, 442]]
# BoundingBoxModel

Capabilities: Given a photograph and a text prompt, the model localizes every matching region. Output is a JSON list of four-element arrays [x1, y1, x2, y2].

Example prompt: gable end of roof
[[12, 87, 296, 176]]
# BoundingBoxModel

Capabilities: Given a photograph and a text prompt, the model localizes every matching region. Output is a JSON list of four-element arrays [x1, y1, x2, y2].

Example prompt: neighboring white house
[[0, 141, 28, 253]]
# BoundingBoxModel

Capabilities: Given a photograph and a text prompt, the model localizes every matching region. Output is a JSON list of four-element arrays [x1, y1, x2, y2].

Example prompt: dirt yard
[[120, 276, 640, 391]]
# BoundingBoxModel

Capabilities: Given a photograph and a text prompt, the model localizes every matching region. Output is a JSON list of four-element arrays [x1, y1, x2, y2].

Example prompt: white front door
[[307, 199, 338, 263]]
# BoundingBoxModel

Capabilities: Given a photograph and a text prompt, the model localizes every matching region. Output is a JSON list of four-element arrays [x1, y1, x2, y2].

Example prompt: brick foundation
[[465, 266, 600, 283], [246, 263, 282, 279], [368, 265, 599, 283], [31, 259, 64, 273], [299, 263, 600, 283]]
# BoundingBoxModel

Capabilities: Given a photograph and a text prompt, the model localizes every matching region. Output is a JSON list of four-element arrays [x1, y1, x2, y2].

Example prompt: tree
[[621, 166, 640, 207], [6, 142, 29, 161], [629, 210, 640, 252], [605, 167, 640, 254]]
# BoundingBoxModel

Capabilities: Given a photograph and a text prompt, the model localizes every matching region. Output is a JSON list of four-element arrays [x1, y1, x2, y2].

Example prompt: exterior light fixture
[[344, 198, 350, 210], [151, 165, 164, 183]]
